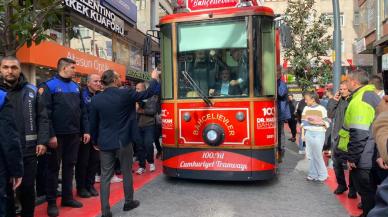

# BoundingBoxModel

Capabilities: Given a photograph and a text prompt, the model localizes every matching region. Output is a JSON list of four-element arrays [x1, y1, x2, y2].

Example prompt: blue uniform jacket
[[38, 74, 89, 136]]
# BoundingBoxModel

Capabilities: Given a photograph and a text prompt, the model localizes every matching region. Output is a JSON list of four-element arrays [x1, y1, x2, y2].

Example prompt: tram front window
[[177, 19, 249, 98]]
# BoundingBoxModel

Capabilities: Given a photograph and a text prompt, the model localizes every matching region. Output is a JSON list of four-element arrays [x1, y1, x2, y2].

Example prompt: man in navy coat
[[89, 69, 160, 217]]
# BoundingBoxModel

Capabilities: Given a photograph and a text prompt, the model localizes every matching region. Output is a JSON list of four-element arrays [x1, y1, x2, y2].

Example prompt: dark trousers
[[351, 168, 377, 216], [287, 118, 297, 138], [154, 124, 162, 153], [46, 134, 80, 203], [333, 156, 355, 192], [277, 121, 285, 153], [100, 145, 134, 216], [6, 155, 37, 217], [0, 164, 8, 217], [138, 125, 155, 168], [36, 155, 47, 197], [75, 142, 99, 191]]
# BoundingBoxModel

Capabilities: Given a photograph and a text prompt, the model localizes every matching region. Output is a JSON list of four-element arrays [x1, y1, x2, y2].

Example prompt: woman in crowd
[[301, 92, 330, 182]]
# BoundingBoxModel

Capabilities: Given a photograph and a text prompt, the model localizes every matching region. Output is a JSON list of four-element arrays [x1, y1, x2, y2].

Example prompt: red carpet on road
[[34, 160, 163, 217], [325, 168, 362, 217]]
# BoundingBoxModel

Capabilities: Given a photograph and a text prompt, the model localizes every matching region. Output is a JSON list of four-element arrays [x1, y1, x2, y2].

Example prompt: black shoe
[[47, 203, 59, 217], [156, 151, 162, 159], [77, 188, 91, 198], [350, 214, 365, 217], [123, 200, 140, 211], [333, 186, 348, 195], [101, 211, 112, 217], [357, 202, 362, 210], [61, 199, 83, 208], [88, 186, 99, 197], [348, 190, 357, 199]]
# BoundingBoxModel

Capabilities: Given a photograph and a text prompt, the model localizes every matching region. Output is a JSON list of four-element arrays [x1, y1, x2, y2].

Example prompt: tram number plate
[[202, 152, 225, 159]]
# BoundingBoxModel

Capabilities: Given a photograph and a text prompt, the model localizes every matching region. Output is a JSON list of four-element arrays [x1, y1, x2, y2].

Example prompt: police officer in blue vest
[[0, 87, 23, 217], [38, 58, 90, 217], [0, 56, 49, 217], [75, 73, 101, 198]]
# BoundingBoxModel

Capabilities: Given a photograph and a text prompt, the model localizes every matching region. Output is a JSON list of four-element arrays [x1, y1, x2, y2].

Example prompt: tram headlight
[[206, 130, 218, 141], [183, 112, 191, 122], [235, 112, 245, 122], [202, 124, 225, 146]]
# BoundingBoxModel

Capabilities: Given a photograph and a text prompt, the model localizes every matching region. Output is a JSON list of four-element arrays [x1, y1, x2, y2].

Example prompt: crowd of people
[[278, 67, 388, 217], [2, 54, 388, 217], [0, 56, 161, 217]]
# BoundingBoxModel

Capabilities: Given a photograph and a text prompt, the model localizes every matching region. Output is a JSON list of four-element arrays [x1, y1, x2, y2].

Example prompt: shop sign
[[16, 41, 126, 80], [383, 54, 388, 71], [126, 69, 151, 80], [101, 0, 137, 24], [187, 0, 239, 12], [64, 0, 124, 36]]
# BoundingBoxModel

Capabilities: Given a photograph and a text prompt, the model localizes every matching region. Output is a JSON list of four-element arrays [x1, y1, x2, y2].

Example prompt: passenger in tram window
[[229, 48, 248, 95], [209, 68, 242, 96], [189, 50, 216, 96], [301, 91, 329, 182]]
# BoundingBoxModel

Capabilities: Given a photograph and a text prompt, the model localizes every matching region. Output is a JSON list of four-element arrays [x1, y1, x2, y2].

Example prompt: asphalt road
[[109, 139, 348, 217]]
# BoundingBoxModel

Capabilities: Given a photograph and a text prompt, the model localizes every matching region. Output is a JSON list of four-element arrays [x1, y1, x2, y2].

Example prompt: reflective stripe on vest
[[338, 85, 376, 152]]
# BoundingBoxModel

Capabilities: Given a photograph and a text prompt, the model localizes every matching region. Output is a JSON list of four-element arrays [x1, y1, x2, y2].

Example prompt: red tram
[[159, 0, 278, 181]]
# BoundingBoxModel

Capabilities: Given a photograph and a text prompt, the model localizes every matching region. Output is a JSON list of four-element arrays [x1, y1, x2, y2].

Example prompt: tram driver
[[209, 68, 242, 96]]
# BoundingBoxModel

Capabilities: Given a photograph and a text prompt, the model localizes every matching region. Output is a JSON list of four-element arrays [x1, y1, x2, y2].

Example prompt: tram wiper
[[181, 70, 213, 107]]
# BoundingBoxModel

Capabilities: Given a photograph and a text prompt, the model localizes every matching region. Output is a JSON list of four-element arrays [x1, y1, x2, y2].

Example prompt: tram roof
[[159, 6, 274, 25]]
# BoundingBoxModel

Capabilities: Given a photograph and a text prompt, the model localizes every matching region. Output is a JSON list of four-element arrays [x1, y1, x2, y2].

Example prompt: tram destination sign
[[64, 0, 125, 36], [187, 0, 239, 11]]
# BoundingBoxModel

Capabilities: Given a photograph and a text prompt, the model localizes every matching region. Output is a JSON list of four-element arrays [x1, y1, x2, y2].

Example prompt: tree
[[0, 0, 63, 56], [283, 0, 333, 90]]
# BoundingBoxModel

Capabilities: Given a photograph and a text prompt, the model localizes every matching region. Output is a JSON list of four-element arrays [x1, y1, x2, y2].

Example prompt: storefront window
[[94, 31, 113, 60], [35, 66, 56, 85], [70, 24, 93, 55], [114, 38, 130, 67], [130, 45, 143, 70], [69, 21, 113, 61]]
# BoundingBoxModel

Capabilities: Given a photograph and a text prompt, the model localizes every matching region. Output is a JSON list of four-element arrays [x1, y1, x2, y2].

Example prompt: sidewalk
[[34, 160, 163, 217], [284, 124, 362, 216]]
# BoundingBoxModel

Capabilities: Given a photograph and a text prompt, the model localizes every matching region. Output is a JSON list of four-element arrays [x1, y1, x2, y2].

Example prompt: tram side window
[[177, 19, 249, 98], [254, 16, 276, 96], [161, 24, 173, 99]]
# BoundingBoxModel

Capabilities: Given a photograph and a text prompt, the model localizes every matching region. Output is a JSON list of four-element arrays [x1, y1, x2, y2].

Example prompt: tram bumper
[[162, 147, 276, 181]]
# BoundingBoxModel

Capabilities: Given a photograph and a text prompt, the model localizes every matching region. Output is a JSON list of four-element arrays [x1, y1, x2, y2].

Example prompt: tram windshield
[[177, 19, 249, 98]]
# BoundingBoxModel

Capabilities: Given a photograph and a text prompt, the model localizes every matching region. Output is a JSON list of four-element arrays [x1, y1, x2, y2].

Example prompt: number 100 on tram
[[159, 0, 278, 181]]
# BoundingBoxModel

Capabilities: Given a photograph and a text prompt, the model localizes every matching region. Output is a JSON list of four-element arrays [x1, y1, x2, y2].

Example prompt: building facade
[[16, 0, 163, 85], [355, 0, 388, 75], [264, 0, 372, 71]]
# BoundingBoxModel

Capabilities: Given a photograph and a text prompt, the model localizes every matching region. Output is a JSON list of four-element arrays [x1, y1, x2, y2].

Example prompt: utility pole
[[332, 0, 341, 92]]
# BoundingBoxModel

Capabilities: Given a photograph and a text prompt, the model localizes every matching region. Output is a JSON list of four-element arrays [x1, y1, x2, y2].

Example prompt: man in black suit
[[209, 69, 242, 96], [89, 69, 160, 217]]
